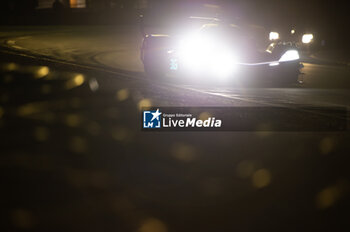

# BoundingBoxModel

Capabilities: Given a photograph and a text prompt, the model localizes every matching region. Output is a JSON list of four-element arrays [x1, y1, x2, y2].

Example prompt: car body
[[141, 21, 302, 85]]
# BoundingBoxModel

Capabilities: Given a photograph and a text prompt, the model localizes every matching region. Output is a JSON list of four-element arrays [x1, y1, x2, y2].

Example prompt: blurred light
[[138, 218, 167, 232], [69, 0, 86, 8], [179, 34, 211, 69], [269, 62, 280, 66], [269, 32, 279, 41], [316, 186, 340, 209], [211, 52, 237, 77], [199, 112, 211, 121], [179, 35, 236, 77], [35, 66, 50, 79], [138, 99, 152, 110], [65, 74, 85, 89], [279, 50, 299, 62], [89, 78, 99, 92], [302, 34, 314, 44], [291, 29, 296, 34], [3, 63, 18, 71], [64, 114, 81, 127], [252, 169, 271, 188], [116, 89, 129, 101]]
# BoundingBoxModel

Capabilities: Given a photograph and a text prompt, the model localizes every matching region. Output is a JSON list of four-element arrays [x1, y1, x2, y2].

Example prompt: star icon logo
[[150, 109, 162, 122]]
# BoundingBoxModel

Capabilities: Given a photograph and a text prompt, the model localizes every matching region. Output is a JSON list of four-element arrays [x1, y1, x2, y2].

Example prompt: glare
[[179, 34, 212, 70], [291, 29, 296, 34], [269, 62, 280, 66], [179, 34, 236, 77], [269, 32, 279, 40], [279, 50, 299, 62], [302, 34, 314, 44], [211, 52, 237, 77], [35, 66, 49, 79], [65, 74, 85, 89]]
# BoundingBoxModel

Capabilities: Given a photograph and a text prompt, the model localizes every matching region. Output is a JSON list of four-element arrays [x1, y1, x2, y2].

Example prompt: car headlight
[[179, 34, 237, 77], [302, 34, 313, 44], [269, 32, 279, 40], [179, 35, 212, 67], [279, 50, 299, 62]]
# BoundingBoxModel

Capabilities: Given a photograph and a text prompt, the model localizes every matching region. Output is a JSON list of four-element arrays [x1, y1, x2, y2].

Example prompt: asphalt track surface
[[1, 26, 350, 232]]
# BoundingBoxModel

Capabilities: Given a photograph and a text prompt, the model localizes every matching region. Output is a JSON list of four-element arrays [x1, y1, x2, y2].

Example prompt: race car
[[140, 20, 302, 85]]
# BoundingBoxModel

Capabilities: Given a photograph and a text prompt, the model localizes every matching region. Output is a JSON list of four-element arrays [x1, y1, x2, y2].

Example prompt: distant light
[[69, 0, 86, 8], [269, 32, 279, 41], [65, 74, 85, 89], [291, 29, 296, 34], [302, 34, 314, 44], [279, 50, 299, 62], [35, 66, 49, 79]]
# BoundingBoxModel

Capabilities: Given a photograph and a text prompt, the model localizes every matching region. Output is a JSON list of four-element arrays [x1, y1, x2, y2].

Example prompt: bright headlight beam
[[179, 34, 236, 77], [269, 32, 279, 40], [211, 52, 237, 77], [279, 50, 299, 62], [302, 34, 313, 44]]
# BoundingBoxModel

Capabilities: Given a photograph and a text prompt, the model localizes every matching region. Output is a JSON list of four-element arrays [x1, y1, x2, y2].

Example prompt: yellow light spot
[[65, 74, 85, 89], [4, 63, 18, 71], [172, 143, 197, 162], [236, 160, 255, 178], [138, 99, 152, 110], [34, 127, 49, 142], [319, 137, 334, 155], [116, 89, 129, 101], [17, 103, 44, 117], [198, 112, 211, 121], [315, 186, 340, 209], [35, 66, 49, 78], [64, 114, 81, 127], [69, 136, 88, 153], [252, 169, 271, 188], [41, 84, 51, 94], [11, 209, 36, 229], [138, 218, 167, 232]]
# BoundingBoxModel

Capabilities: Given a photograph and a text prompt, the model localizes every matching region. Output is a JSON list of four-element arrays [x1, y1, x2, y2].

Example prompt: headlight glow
[[179, 34, 236, 77], [211, 52, 237, 77], [279, 50, 299, 62], [269, 32, 279, 40], [302, 34, 314, 44]]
